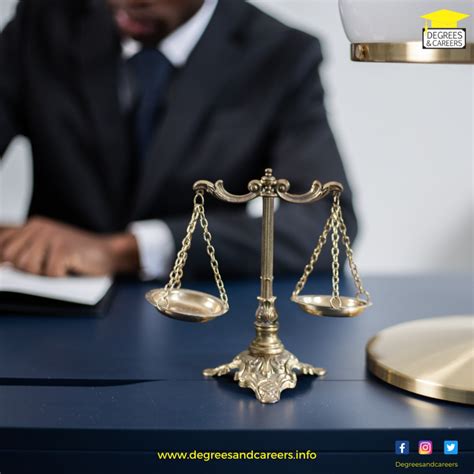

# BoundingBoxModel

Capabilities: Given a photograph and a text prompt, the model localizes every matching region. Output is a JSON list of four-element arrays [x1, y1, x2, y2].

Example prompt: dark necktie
[[126, 48, 173, 160]]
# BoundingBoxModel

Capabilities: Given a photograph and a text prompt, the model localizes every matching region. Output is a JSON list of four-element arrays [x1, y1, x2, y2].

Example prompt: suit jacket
[[0, 0, 358, 278]]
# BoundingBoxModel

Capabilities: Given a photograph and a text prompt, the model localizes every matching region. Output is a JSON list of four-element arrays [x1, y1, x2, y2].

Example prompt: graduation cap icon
[[421, 9, 470, 29]]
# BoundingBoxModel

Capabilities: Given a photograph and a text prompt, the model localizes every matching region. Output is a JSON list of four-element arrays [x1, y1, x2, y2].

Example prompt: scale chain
[[163, 195, 200, 294], [292, 193, 340, 299], [161, 190, 228, 309], [196, 194, 229, 309], [292, 191, 369, 310], [330, 193, 342, 309], [334, 194, 370, 304]]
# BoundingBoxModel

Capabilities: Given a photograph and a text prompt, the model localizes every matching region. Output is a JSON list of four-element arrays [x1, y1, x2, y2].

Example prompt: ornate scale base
[[203, 350, 325, 404], [204, 350, 325, 404], [203, 324, 325, 404]]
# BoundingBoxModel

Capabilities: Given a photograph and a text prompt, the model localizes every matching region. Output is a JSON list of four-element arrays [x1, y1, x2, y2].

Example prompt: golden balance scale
[[146, 169, 371, 403]]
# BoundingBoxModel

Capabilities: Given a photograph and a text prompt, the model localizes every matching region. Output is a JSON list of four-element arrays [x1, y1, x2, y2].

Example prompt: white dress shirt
[[124, 0, 217, 280]]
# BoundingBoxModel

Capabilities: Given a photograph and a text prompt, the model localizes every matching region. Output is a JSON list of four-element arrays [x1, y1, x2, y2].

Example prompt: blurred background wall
[[1, 0, 472, 274]]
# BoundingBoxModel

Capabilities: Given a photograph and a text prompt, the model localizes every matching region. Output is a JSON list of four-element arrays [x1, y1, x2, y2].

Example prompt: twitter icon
[[444, 441, 458, 455]]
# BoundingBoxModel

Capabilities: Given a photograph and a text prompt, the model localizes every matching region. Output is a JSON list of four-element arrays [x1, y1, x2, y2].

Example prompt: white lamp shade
[[339, 0, 473, 43]]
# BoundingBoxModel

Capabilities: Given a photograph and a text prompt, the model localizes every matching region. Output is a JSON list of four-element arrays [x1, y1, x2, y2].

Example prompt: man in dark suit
[[0, 0, 357, 279]]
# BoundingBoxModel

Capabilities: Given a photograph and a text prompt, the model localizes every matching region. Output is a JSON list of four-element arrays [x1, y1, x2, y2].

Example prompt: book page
[[0, 264, 113, 305]]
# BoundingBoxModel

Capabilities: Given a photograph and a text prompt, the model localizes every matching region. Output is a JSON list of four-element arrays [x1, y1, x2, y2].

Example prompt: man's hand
[[0, 217, 139, 277]]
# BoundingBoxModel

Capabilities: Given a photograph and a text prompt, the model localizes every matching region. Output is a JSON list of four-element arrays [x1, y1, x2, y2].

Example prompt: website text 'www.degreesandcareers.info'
[[156, 450, 318, 462]]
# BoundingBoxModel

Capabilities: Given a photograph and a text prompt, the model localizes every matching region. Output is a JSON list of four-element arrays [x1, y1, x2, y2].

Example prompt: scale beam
[[193, 180, 259, 204], [277, 179, 343, 204], [193, 175, 343, 204]]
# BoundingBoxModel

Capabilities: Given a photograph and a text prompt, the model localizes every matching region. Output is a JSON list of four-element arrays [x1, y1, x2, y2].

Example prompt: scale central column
[[250, 169, 284, 356], [260, 194, 274, 302]]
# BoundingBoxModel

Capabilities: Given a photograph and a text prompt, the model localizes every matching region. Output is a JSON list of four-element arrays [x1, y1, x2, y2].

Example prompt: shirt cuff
[[128, 220, 175, 281]]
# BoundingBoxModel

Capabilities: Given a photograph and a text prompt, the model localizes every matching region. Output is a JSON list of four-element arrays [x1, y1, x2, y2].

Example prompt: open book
[[0, 264, 113, 314]]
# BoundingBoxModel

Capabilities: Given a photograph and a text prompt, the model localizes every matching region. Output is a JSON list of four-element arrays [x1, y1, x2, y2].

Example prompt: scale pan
[[146, 288, 228, 323], [291, 295, 370, 318]]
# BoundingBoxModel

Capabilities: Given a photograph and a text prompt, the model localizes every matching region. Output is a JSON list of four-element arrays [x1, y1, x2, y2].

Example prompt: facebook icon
[[395, 441, 410, 455]]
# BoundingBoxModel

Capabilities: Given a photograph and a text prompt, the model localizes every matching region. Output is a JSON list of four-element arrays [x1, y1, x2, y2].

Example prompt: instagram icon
[[418, 441, 433, 455]]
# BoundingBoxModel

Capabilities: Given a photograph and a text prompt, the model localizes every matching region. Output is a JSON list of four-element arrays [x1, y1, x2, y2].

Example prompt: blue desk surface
[[0, 275, 472, 474], [0, 275, 471, 383]]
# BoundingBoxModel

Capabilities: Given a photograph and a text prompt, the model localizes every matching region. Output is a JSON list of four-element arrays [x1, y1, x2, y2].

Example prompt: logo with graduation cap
[[421, 9, 470, 49]]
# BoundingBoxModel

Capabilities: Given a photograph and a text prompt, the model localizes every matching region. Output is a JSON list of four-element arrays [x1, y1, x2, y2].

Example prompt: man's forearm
[[0, 217, 141, 277]]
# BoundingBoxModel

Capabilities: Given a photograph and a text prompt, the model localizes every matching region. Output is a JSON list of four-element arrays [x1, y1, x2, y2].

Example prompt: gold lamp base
[[351, 42, 474, 64], [203, 322, 326, 404], [367, 315, 474, 405]]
